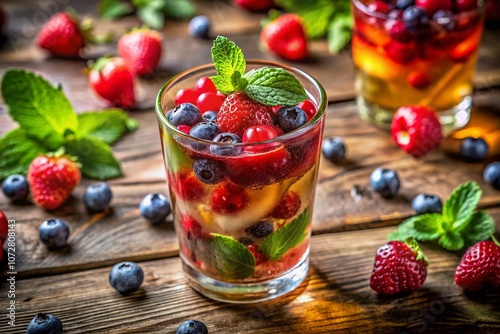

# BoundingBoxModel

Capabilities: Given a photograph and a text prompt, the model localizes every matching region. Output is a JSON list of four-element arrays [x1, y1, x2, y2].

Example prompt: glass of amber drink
[[351, 0, 485, 132]]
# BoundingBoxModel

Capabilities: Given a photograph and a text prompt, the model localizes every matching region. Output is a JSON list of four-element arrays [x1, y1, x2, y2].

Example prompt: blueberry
[[83, 182, 112, 212], [238, 237, 254, 246], [188, 15, 211, 39], [27, 313, 63, 334], [460, 137, 489, 162], [176, 320, 208, 334], [403, 6, 430, 31], [322, 137, 346, 163], [189, 121, 221, 141], [39, 219, 70, 248], [276, 106, 308, 133], [246, 221, 274, 238], [2, 174, 29, 201], [202, 110, 218, 122], [193, 158, 225, 184], [210, 132, 243, 156], [109, 261, 144, 294], [370, 168, 401, 198], [396, 0, 414, 10], [433, 9, 456, 31], [168, 103, 203, 127], [411, 193, 443, 214], [483, 162, 500, 190], [140, 193, 171, 224]]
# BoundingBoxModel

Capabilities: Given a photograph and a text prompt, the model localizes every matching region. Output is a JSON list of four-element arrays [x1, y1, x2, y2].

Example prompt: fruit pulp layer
[[160, 120, 323, 283], [351, 0, 484, 112]]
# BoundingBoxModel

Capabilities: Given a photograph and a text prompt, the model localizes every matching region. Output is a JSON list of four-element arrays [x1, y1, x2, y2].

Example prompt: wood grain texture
[[2, 214, 499, 334]]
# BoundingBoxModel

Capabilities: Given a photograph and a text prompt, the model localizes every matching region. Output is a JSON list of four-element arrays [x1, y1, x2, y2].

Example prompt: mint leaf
[[1, 69, 78, 150], [443, 181, 481, 230], [328, 12, 353, 54], [438, 231, 464, 251], [211, 234, 255, 280], [161, 0, 195, 19], [0, 129, 48, 180], [77, 109, 138, 145], [243, 67, 307, 106], [98, 0, 133, 19], [137, 5, 164, 29], [461, 210, 495, 247], [388, 214, 442, 242], [260, 209, 310, 261], [210, 36, 246, 94], [65, 137, 122, 179]]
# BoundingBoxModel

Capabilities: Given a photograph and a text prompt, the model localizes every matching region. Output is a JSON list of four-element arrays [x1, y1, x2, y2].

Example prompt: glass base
[[182, 249, 310, 304], [357, 95, 472, 135]]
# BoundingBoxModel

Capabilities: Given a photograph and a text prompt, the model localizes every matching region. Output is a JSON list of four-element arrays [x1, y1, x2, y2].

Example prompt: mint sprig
[[210, 36, 307, 106], [388, 181, 495, 251], [211, 234, 256, 280], [259, 208, 310, 261], [0, 69, 137, 180]]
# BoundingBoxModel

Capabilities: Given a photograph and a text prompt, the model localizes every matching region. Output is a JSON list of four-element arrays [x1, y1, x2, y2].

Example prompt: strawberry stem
[[405, 237, 430, 266], [491, 233, 500, 247]]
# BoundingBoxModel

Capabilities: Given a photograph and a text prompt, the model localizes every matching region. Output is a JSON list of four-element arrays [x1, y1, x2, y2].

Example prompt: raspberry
[[211, 182, 249, 214], [247, 244, 267, 265], [169, 171, 204, 201], [216, 92, 275, 137], [271, 191, 301, 219], [181, 214, 203, 239]]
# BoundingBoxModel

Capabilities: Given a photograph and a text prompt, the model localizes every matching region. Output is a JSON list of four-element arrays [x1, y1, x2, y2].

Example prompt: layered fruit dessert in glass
[[351, 0, 486, 131], [155, 36, 327, 303]]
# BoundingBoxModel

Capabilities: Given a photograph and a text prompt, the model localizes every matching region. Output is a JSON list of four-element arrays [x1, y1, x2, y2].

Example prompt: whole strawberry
[[37, 11, 86, 58], [454, 237, 500, 291], [216, 91, 275, 137], [27, 154, 81, 210], [391, 105, 443, 158], [260, 13, 308, 61], [234, 0, 275, 12], [88, 57, 136, 108], [370, 238, 429, 295], [118, 27, 163, 77]]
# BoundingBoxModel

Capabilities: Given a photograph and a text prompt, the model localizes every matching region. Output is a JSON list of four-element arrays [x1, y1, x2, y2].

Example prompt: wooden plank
[[3, 211, 499, 333]]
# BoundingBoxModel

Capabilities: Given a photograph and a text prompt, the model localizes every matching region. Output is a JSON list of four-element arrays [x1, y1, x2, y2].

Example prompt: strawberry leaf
[[211, 234, 255, 280], [76, 109, 138, 145]]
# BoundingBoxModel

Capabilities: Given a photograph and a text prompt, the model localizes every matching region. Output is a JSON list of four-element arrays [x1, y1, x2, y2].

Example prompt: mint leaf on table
[[243, 67, 306, 106], [0, 129, 48, 180], [65, 137, 122, 180], [210, 36, 247, 95], [211, 234, 256, 280], [77, 109, 139, 145], [161, 0, 195, 20], [260, 209, 310, 261], [98, 0, 133, 19], [1, 69, 77, 150], [328, 12, 353, 54], [388, 181, 495, 251], [136, 4, 164, 29]]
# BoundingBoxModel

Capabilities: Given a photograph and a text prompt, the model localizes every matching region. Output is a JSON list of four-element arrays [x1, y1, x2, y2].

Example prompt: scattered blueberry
[[193, 158, 225, 184], [202, 110, 218, 122], [276, 106, 308, 133], [483, 162, 500, 190], [109, 261, 144, 294], [322, 137, 346, 163], [396, 0, 414, 10], [2, 174, 29, 201], [210, 132, 243, 156], [246, 221, 274, 238], [188, 15, 211, 39], [189, 121, 221, 141], [433, 9, 456, 31], [83, 182, 112, 212], [460, 137, 489, 162], [27, 313, 63, 334], [411, 193, 443, 214], [402, 6, 429, 31], [39, 218, 70, 248], [168, 103, 203, 127], [139, 193, 171, 224], [176, 320, 209, 334], [369, 168, 401, 198]]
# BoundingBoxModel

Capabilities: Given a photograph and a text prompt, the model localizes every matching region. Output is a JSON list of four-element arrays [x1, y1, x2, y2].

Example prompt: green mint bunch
[[0, 69, 138, 180], [389, 181, 495, 251], [210, 36, 307, 106], [211, 209, 311, 280]]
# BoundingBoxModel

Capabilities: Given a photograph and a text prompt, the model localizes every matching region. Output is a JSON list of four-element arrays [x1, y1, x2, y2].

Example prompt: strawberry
[[260, 13, 308, 61], [271, 191, 301, 219], [88, 57, 136, 108], [37, 11, 86, 58], [454, 237, 500, 291], [216, 91, 275, 137], [27, 154, 81, 210], [370, 238, 429, 295], [0, 209, 8, 242], [390, 105, 443, 158], [234, 0, 275, 12], [117, 27, 163, 77]]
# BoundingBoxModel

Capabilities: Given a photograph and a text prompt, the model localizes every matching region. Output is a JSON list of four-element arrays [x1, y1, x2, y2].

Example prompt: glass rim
[[155, 60, 328, 147], [351, 0, 486, 21]]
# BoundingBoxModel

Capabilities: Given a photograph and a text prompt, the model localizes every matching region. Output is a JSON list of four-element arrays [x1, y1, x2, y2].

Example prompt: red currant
[[367, 1, 391, 14], [175, 88, 199, 106], [196, 92, 223, 112], [242, 125, 279, 153], [177, 124, 191, 134], [407, 71, 431, 89], [194, 77, 217, 94], [297, 100, 317, 120]]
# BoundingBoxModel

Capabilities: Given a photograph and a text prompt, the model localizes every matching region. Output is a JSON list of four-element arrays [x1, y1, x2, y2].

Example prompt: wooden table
[[1, 1, 499, 333]]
